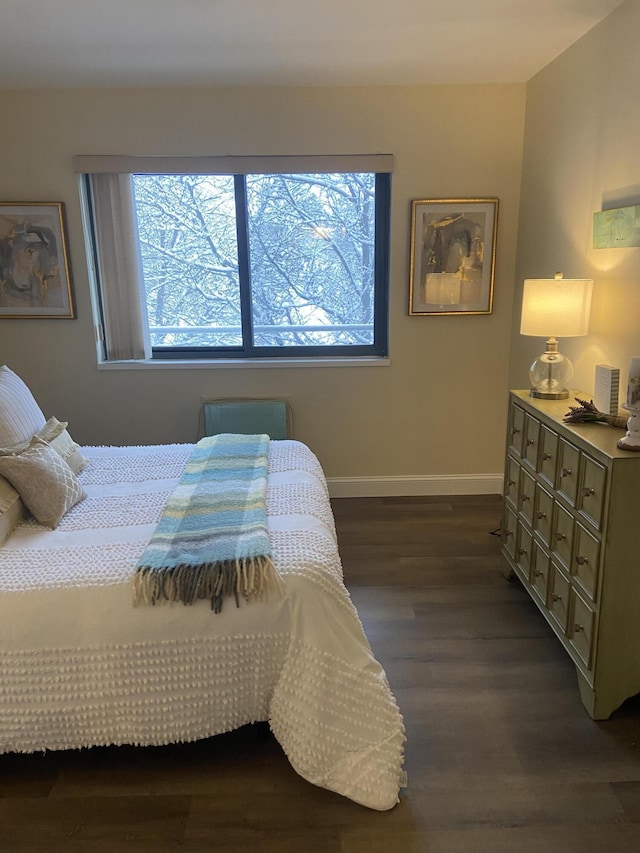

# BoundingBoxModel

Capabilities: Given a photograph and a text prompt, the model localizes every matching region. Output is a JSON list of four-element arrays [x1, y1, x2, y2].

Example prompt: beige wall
[[0, 84, 525, 485], [510, 0, 640, 401]]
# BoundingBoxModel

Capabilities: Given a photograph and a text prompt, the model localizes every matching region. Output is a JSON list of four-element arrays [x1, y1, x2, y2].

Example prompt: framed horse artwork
[[409, 198, 498, 316], [0, 202, 75, 319]]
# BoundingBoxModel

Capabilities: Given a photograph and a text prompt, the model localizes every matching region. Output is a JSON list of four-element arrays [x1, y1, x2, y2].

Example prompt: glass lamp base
[[529, 348, 573, 401]]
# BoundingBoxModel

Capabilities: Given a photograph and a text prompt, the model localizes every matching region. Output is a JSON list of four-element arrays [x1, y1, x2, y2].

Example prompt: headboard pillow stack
[[0, 366, 88, 535]]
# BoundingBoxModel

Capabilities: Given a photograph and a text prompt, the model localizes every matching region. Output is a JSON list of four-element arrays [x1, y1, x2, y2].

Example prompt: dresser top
[[510, 390, 635, 462]]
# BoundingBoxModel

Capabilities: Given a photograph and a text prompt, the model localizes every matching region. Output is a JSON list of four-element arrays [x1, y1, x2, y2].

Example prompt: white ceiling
[[0, 0, 625, 89]]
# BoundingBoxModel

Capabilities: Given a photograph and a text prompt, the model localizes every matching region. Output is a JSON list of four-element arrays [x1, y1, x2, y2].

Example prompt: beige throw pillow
[[0, 416, 89, 475], [0, 437, 86, 529], [39, 417, 89, 474]]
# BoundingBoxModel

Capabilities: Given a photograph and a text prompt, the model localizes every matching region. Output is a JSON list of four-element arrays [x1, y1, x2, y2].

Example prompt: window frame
[[77, 155, 392, 363]]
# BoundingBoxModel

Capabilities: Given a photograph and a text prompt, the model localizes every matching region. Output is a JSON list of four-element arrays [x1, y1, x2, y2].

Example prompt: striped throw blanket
[[133, 433, 283, 613]]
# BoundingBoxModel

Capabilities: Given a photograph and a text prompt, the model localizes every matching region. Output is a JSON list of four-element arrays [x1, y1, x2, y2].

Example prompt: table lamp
[[520, 272, 593, 400]]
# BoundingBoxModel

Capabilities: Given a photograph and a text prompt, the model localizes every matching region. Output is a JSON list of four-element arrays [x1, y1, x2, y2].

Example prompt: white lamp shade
[[520, 277, 593, 337]]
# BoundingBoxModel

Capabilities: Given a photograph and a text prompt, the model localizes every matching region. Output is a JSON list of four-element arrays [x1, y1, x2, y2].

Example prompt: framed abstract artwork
[[0, 202, 75, 318], [409, 198, 498, 316]]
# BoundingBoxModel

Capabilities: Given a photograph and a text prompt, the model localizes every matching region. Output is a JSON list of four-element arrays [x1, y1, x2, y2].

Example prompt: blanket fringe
[[133, 556, 284, 614]]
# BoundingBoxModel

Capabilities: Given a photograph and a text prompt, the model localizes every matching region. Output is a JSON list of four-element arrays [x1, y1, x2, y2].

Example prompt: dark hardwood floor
[[2, 495, 640, 852]]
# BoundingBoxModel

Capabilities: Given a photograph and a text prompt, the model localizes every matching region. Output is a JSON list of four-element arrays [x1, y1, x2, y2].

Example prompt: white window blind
[[86, 173, 151, 360]]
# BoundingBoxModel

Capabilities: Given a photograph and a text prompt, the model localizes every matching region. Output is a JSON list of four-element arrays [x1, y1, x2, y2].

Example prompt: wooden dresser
[[501, 390, 640, 719]]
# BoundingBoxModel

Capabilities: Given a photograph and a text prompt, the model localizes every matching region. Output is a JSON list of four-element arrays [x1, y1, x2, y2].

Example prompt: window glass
[[246, 173, 376, 348], [132, 174, 241, 348]]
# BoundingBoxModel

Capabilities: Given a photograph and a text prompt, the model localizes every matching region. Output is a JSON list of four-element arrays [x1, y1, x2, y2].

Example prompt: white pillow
[[0, 365, 46, 447]]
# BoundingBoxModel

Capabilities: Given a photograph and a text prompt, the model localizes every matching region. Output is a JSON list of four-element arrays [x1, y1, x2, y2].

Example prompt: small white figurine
[[617, 357, 640, 451]]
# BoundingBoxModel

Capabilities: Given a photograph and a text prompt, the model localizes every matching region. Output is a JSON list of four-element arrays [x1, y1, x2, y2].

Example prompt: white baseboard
[[326, 473, 503, 498]]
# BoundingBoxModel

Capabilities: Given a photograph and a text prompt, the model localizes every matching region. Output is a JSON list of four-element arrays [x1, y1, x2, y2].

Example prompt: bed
[[0, 367, 405, 811]]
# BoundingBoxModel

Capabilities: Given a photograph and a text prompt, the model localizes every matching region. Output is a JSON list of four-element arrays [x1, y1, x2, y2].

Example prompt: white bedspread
[[0, 440, 405, 810]]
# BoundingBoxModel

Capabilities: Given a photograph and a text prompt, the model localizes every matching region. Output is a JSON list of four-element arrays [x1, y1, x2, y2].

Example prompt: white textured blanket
[[0, 440, 405, 810]]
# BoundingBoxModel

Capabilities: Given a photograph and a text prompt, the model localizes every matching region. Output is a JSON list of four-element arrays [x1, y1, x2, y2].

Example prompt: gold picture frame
[[0, 202, 75, 319], [409, 198, 498, 316]]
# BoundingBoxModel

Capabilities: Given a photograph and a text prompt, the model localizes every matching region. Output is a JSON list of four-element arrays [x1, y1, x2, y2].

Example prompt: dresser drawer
[[548, 563, 571, 633], [518, 469, 536, 526], [530, 540, 550, 604], [539, 425, 558, 486], [533, 483, 553, 548], [573, 522, 601, 602], [557, 439, 580, 505], [523, 413, 541, 469], [505, 456, 519, 508], [516, 524, 533, 578], [509, 404, 525, 457], [570, 590, 596, 671], [578, 455, 606, 531], [551, 501, 574, 570], [503, 506, 517, 558]]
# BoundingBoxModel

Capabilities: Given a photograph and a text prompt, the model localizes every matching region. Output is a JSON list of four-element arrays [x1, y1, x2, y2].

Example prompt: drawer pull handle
[[520, 494, 530, 502], [543, 452, 552, 461], [518, 548, 527, 557], [508, 479, 516, 487], [537, 511, 547, 520], [512, 427, 520, 435], [527, 439, 535, 446], [574, 623, 584, 633], [575, 555, 589, 566], [552, 593, 562, 602], [534, 570, 543, 578], [582, 487, 595, 498], [556, 532, 567, 541], [561, 468, 572, 477], [504, 530, 513, 538]]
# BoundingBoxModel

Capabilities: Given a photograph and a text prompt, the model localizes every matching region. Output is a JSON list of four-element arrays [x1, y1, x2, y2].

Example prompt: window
[[76, 155, 392, 362]]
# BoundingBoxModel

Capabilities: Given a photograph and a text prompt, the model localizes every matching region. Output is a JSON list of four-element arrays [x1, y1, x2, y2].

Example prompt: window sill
[[96, 357, 390, 370]]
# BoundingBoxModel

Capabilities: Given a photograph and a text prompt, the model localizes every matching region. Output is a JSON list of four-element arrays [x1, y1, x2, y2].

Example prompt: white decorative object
[[617, 357, 640, 451], [594, 364, 620, 416]]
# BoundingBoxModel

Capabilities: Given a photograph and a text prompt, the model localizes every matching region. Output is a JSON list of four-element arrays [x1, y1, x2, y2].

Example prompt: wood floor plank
[[340, 823, 640, 853], [0, 794, 190, 847]]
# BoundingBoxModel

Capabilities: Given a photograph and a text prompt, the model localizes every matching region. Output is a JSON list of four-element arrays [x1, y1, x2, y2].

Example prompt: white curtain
[[88, 174, 150, 361]]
